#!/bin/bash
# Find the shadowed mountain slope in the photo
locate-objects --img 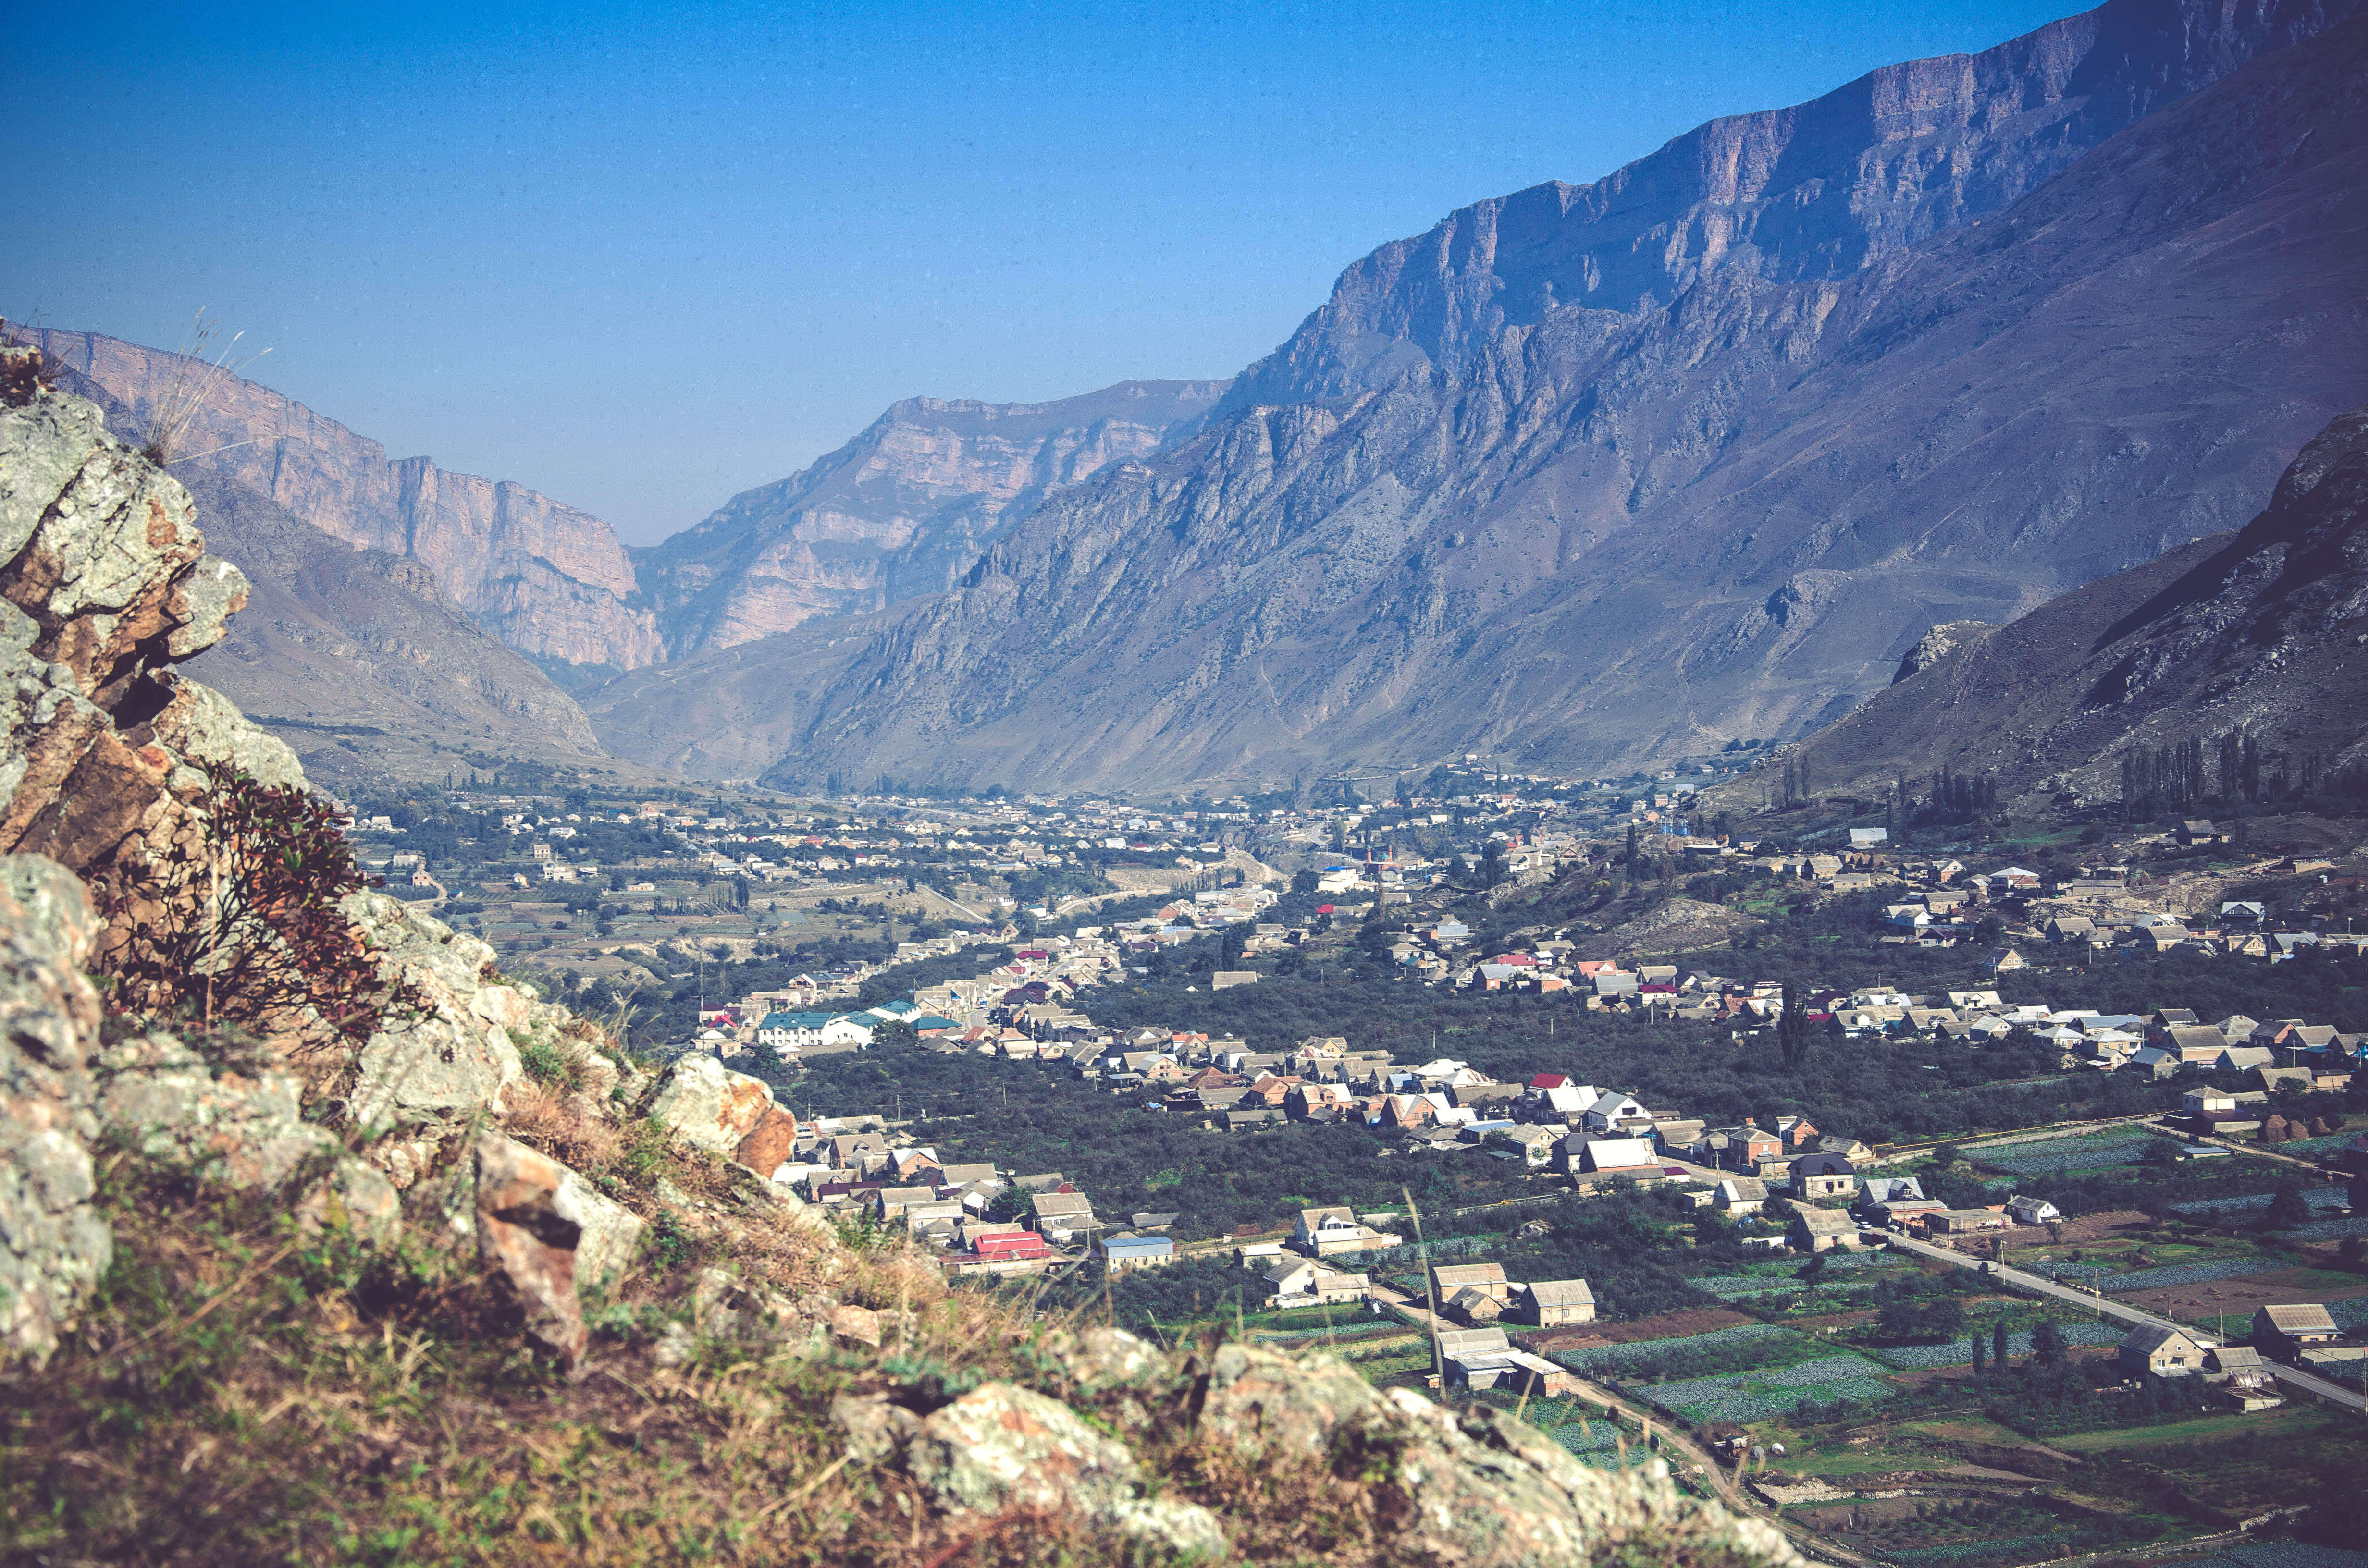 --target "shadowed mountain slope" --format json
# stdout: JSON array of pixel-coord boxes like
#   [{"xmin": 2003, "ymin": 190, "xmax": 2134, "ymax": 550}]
[
  {"xmin": 1713, "ymin": 404, "xmax": 2368, "ymax": 813},
  {"xmin": 586, "ymin": 0, "xmax": 2368, "ymax": 791}
]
